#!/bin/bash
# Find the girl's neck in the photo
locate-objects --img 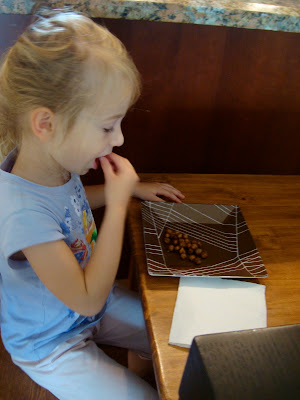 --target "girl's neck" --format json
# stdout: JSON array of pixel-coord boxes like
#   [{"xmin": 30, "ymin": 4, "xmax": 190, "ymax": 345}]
[{"xmin": 11, "ymin": 143, "xmax": 70, "ymax": 187}]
